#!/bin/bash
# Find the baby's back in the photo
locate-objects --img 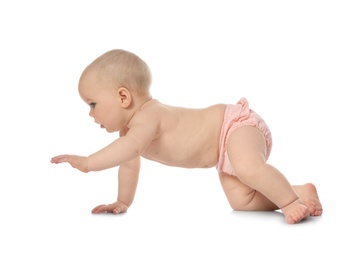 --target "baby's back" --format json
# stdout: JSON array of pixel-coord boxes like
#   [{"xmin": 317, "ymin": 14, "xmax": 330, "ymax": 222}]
[{"xmin": 142, "ymin": 100, "xmax": 226, "ymax": 169}]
